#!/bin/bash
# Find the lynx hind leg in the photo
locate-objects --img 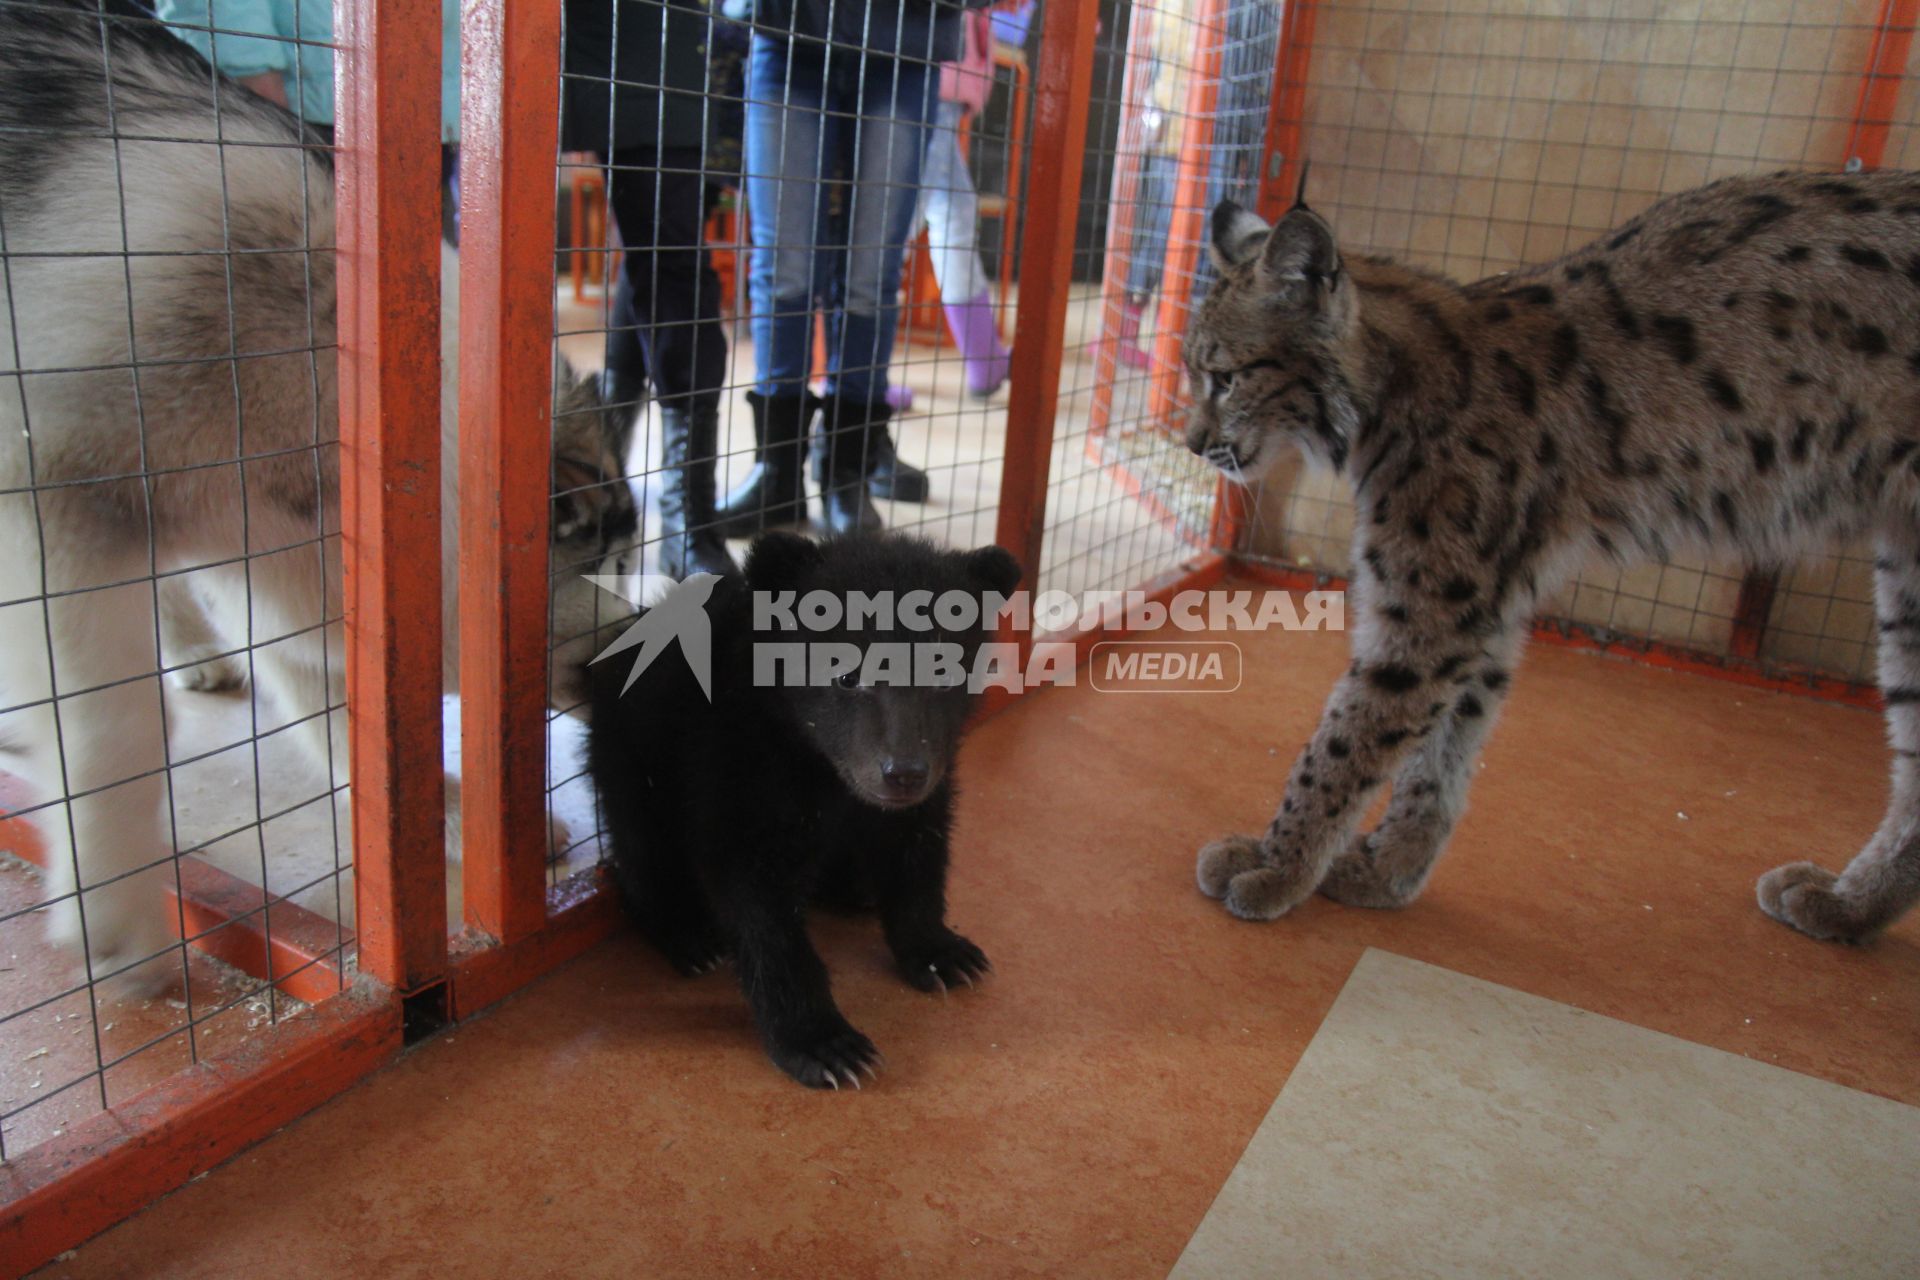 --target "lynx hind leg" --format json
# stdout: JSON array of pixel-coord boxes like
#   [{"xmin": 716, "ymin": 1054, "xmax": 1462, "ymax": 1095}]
[
  {"xmin": 1321, "ymin": 629, "xmax": 1524, "ymax": 910},
  {"xmin": 1759, "ymin": 523, "xmax": 1920, "ymax": 942}
]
